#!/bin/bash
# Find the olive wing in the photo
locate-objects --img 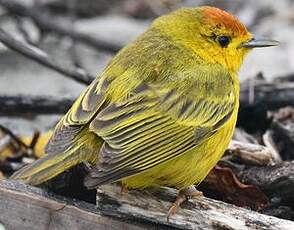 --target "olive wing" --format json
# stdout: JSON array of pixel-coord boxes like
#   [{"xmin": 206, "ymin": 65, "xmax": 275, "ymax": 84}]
[
  {"xmin": 45, "ymin": 77, "xmax": 109, "ymax": 154},
  {"xmin": 85, "ymin": 77, "xmax": 235, "ymax": 188}
]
